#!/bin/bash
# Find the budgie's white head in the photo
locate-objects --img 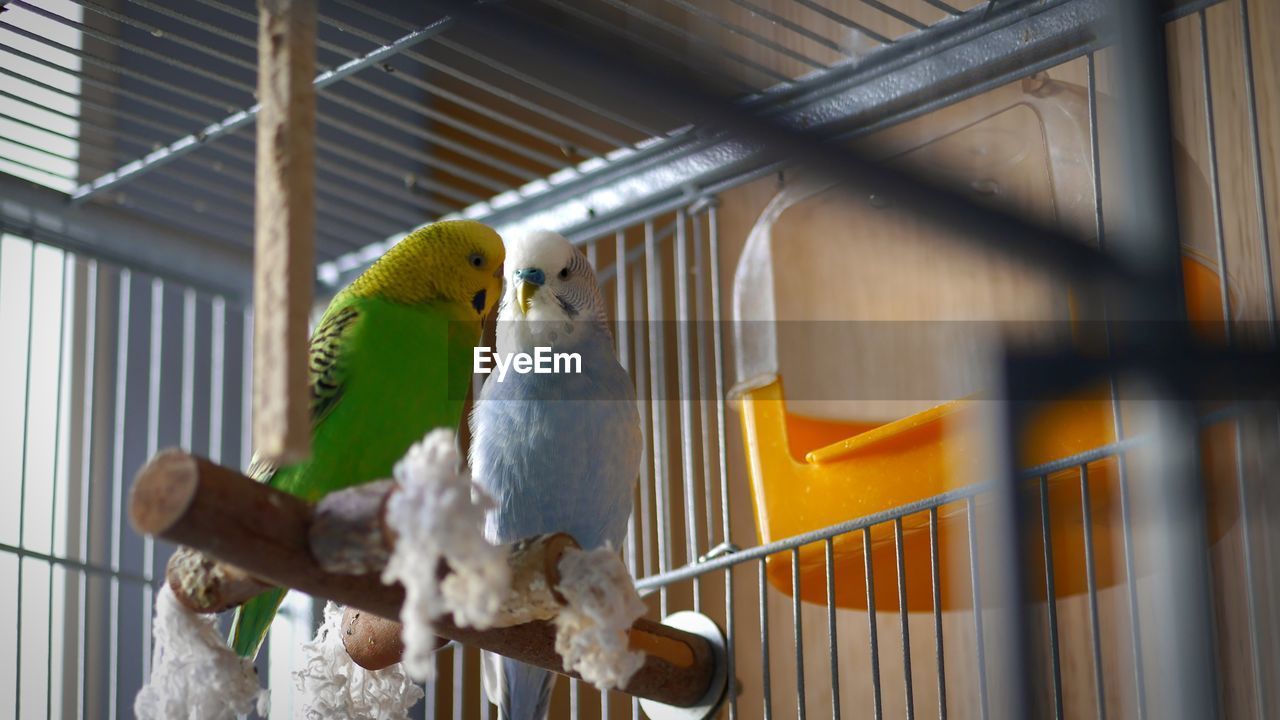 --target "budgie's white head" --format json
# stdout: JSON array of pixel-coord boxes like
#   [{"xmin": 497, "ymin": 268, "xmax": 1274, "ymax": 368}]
[{"xmin": 496, "ymin": 230, "xmax": 610, "ymax": 353}]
